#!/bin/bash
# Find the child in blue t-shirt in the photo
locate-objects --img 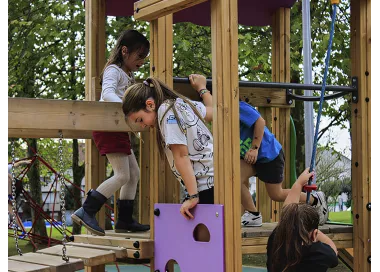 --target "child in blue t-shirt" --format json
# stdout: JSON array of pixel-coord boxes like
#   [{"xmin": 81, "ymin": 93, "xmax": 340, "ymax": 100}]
[
  {"xmin": 239, "ymin": 101, "xmax": 328, "ymax": 227},
  {"xmin": 189, "ymin": 74, "xmax": 329, "ymax": 227}
]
